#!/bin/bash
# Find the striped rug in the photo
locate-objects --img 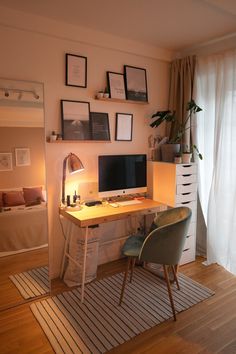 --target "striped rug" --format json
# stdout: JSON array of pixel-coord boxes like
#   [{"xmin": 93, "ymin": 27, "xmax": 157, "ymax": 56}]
[
  {"xmin": 31, "ymin": 268, "xmax": 214, "ymax": 354},
  {"xmin": 9, "ymin": 266, "xmax": 49, "ymax": 299}
]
